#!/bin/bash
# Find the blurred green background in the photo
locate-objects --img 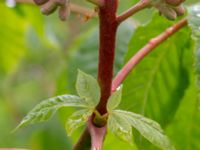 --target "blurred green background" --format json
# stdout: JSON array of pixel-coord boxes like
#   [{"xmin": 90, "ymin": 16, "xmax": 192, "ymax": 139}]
[{"xmin": 0, "ymin": 0, "xmax": 199, "ymax": 150}]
